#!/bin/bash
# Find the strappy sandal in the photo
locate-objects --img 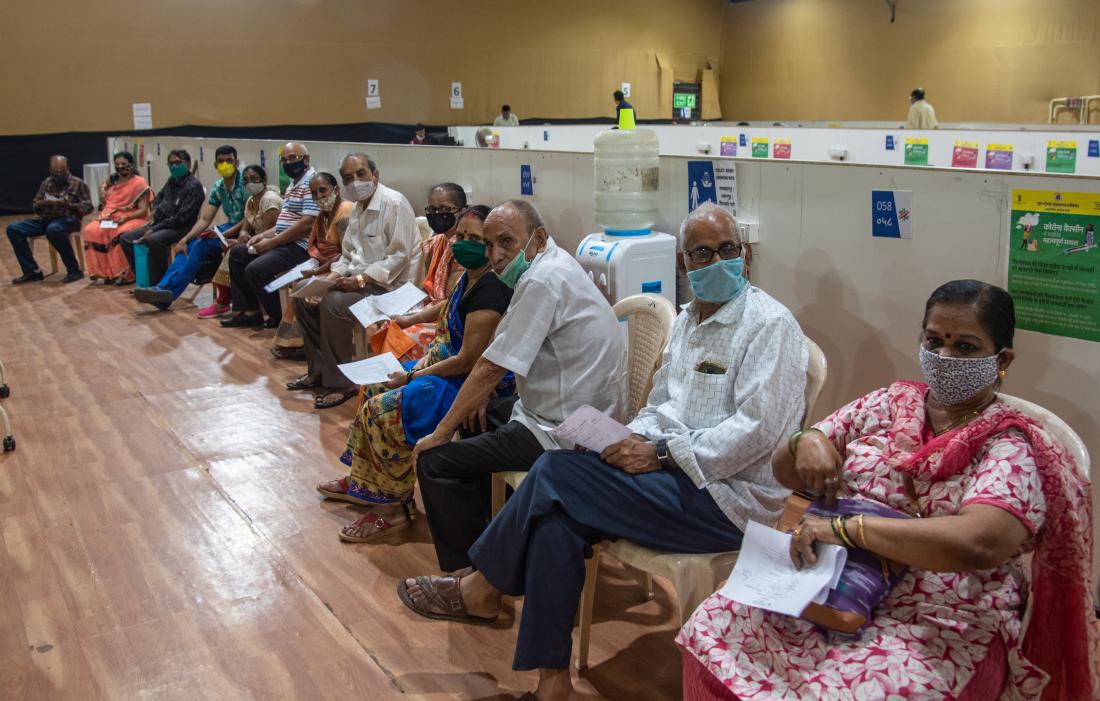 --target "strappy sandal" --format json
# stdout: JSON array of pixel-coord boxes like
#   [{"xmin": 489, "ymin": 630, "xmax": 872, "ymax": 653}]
[
  {"xmin": 396, "ymin": 573, "xmax": 498, "ymax": 625},
  {"xmin": 286, "ymin": 374, "xmax": 320, "ymax": 391},
  {"xmin": 316, "ymin": 476, "xmax": 372, "ymax": 506},
  {"xmin": 314, "ymin": 389, "xmax": 357, "ymax": 409},
  {"xmin": 338, "ymin": 501, "xmax": 415, "ymax": 543}
]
